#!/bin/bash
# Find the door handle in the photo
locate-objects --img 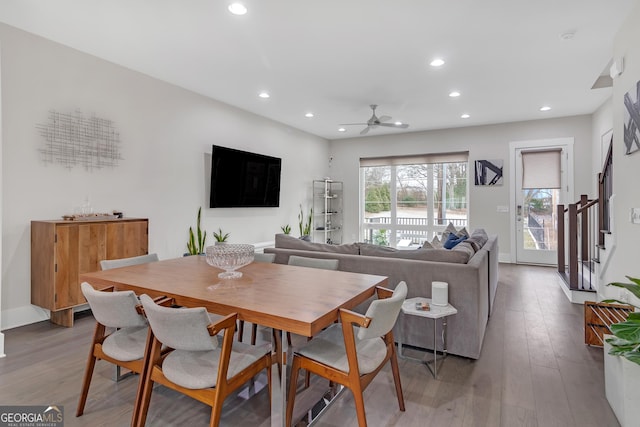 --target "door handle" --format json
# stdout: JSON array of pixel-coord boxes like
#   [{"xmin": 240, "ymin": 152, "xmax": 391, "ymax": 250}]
[{"xmin": 517, "ymin": 205, "xmax": 522, "ymax": 221}]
